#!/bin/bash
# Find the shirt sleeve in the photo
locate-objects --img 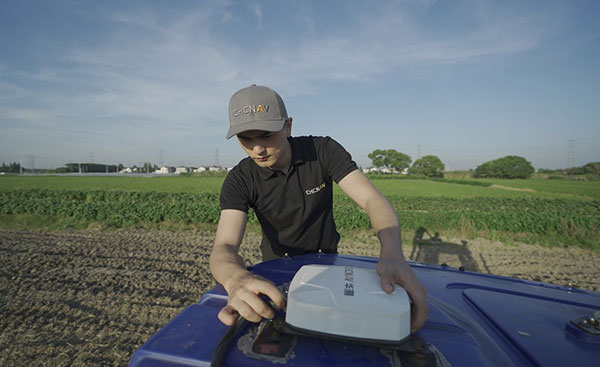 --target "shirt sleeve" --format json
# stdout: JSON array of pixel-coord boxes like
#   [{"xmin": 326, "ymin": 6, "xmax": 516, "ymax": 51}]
[
  {"xmin": 219, "ymin": 167, "xmax": 251, "ymax": 212},
  {"xmin": 320, "ymin": 137, "xmax": 358, "ymax": 183}
]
